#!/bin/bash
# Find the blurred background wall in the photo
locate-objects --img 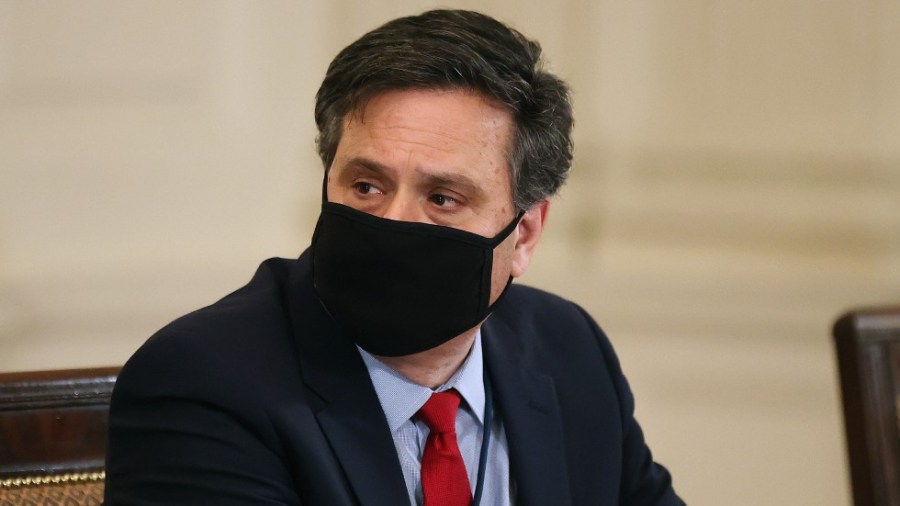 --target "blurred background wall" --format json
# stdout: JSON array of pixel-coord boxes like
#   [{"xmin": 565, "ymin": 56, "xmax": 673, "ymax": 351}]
[{"xmin": 1, "ymin": 1, "xmax": 898, "ymax": 504}]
